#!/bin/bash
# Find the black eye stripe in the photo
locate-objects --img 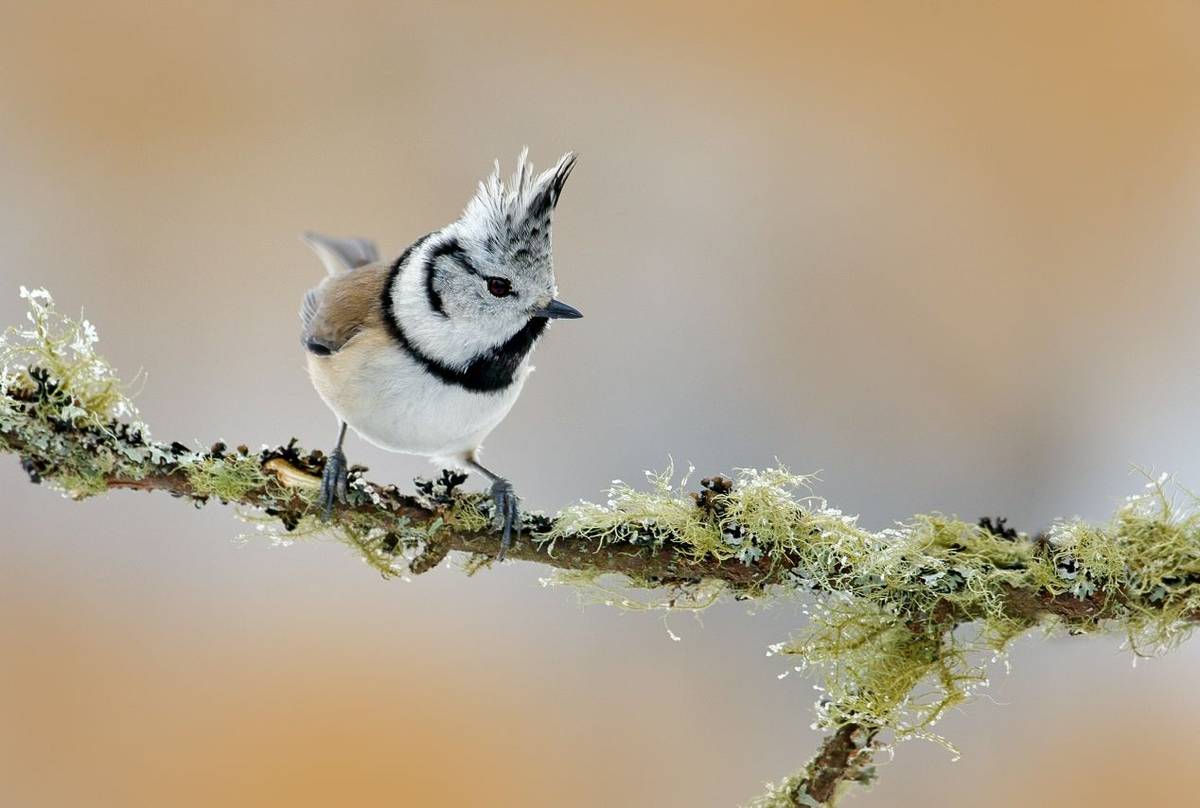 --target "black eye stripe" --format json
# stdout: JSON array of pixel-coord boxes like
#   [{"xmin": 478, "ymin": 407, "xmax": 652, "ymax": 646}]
[
  {"xmin": 428, "ymin": 237, "xmax": 517, "ymax": 302},
  {"xmin": 446, "ymin": 245, "xmax": 482, "ymax": 276},
  {"xmin": 429, "ymin": 239, "xmax": 483, "ymax": 274},
  {"xmin": 437, "ymin": 241, "xmax": 485, "ymax": 277}
]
